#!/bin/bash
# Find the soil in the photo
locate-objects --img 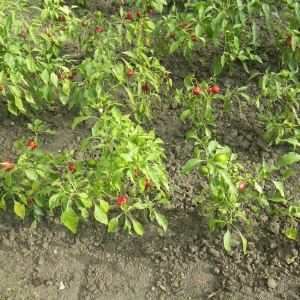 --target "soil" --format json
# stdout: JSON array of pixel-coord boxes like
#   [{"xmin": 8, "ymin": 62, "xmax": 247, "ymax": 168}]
[{"xmin": 1, "ymin": 1, "xmax": 300, "ymax": 300}]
